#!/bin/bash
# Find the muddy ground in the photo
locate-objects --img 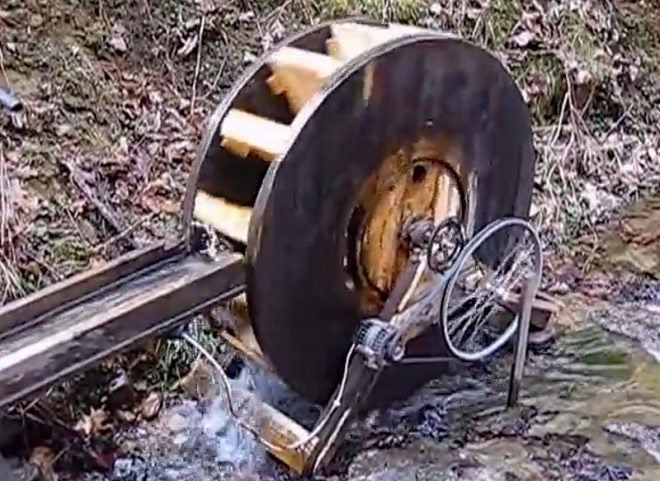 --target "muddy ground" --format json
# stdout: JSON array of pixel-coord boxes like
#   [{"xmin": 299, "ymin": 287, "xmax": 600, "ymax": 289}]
[{"xmin": 1, "ymin": 0, "xmax": 660, "ymax": 480}]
